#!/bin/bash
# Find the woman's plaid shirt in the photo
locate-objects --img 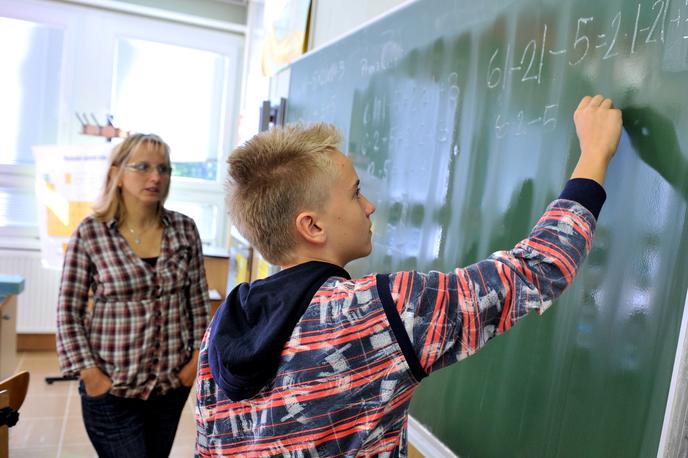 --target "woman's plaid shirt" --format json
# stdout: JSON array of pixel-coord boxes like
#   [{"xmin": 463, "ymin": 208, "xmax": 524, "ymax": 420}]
[{"xmin": 57, "ymin": 209, "xmax": 210, "ymax": 399}]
